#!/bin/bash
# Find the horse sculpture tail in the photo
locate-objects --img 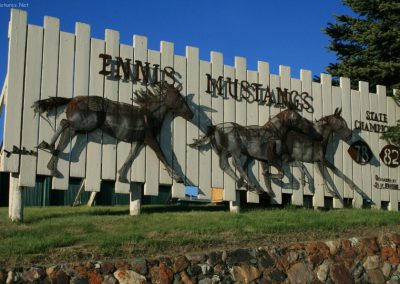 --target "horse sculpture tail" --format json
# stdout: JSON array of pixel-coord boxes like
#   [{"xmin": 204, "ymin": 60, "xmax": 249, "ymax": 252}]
[
  {"xmin": 188, "ymin": 125, "xmax": 216, "ymax": 149},
  {"xmin": 31, "ymin": 97, "xmax": 72, "ymax": 116}
]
